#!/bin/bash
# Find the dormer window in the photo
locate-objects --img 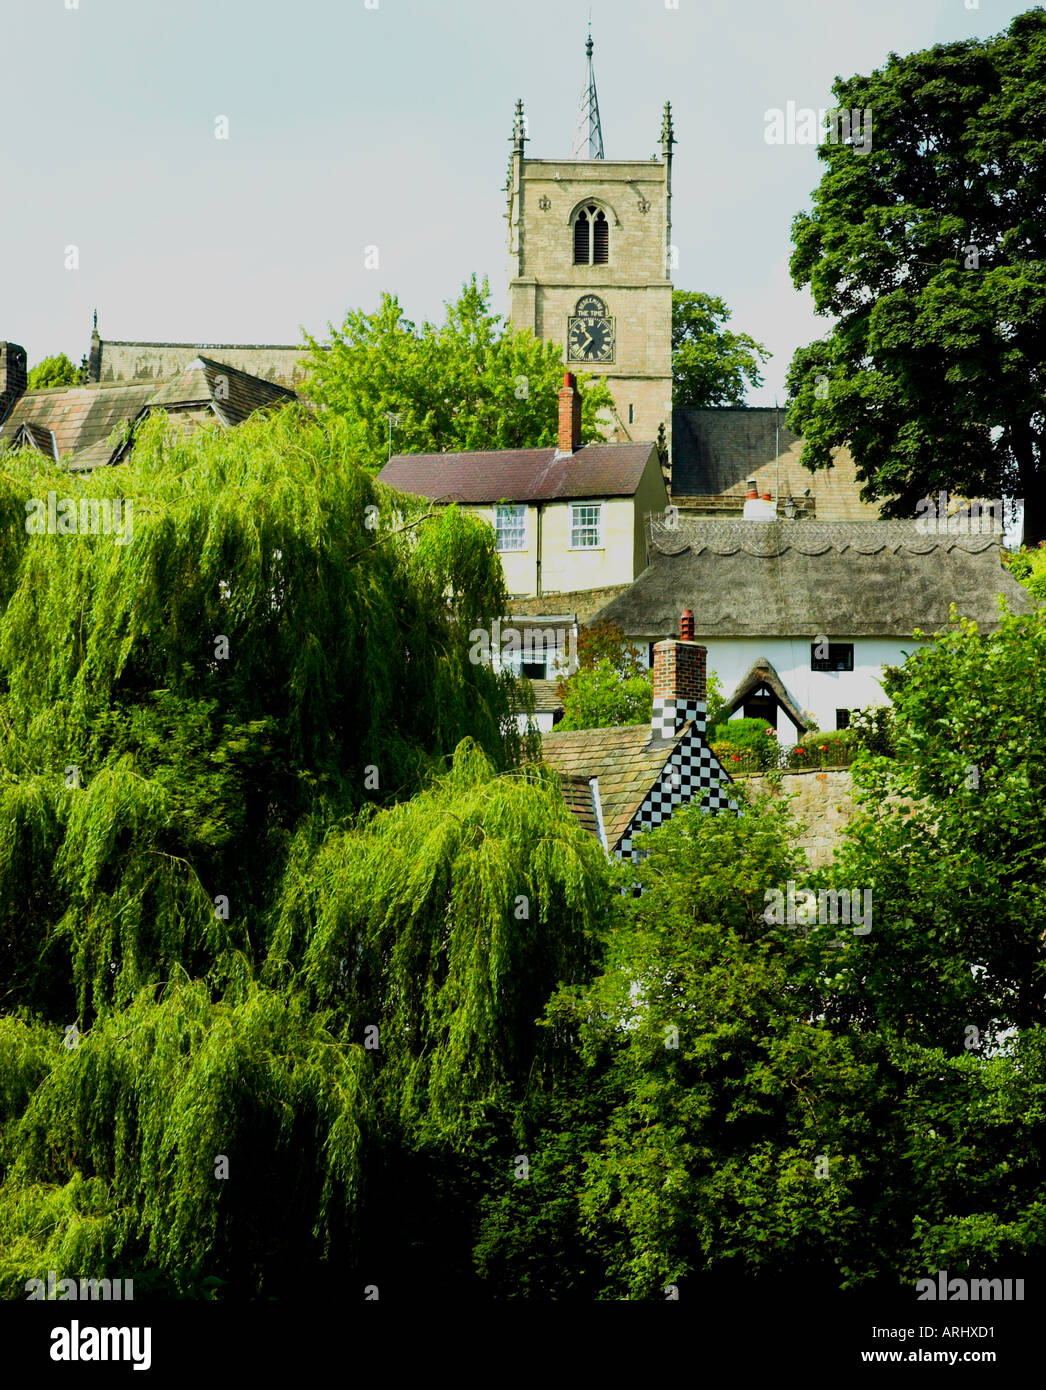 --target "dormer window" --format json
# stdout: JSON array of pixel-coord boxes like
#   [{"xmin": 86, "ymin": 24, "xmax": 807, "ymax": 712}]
[{"xmin": 573, "ymin": 205, "xmax": 609, "ymax": 265}]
